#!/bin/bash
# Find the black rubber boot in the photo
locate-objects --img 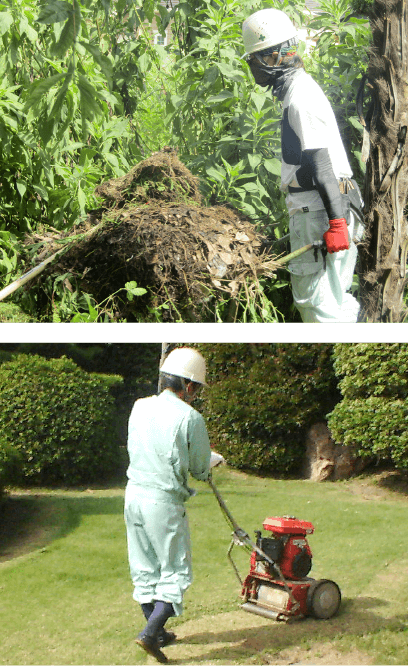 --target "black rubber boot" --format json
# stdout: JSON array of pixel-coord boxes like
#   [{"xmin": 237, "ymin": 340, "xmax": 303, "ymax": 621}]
[
  {"xmin": 140, "ymin": 602, "xmax": 176, "ymax": 648},
  {"xmin": 144, "ymin": 601, "xmax": 175, "ymax": 638},
  {"xmin": 158, "ymin": 630, "xmax": 176, "ymax": 648},
  {"xmin": 136, "ymin": 634, "xmax": 168, "ymax": 664},
  {"xmin": 136, "ymin": 601, "xmax": 175, "ymax": 663}
]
